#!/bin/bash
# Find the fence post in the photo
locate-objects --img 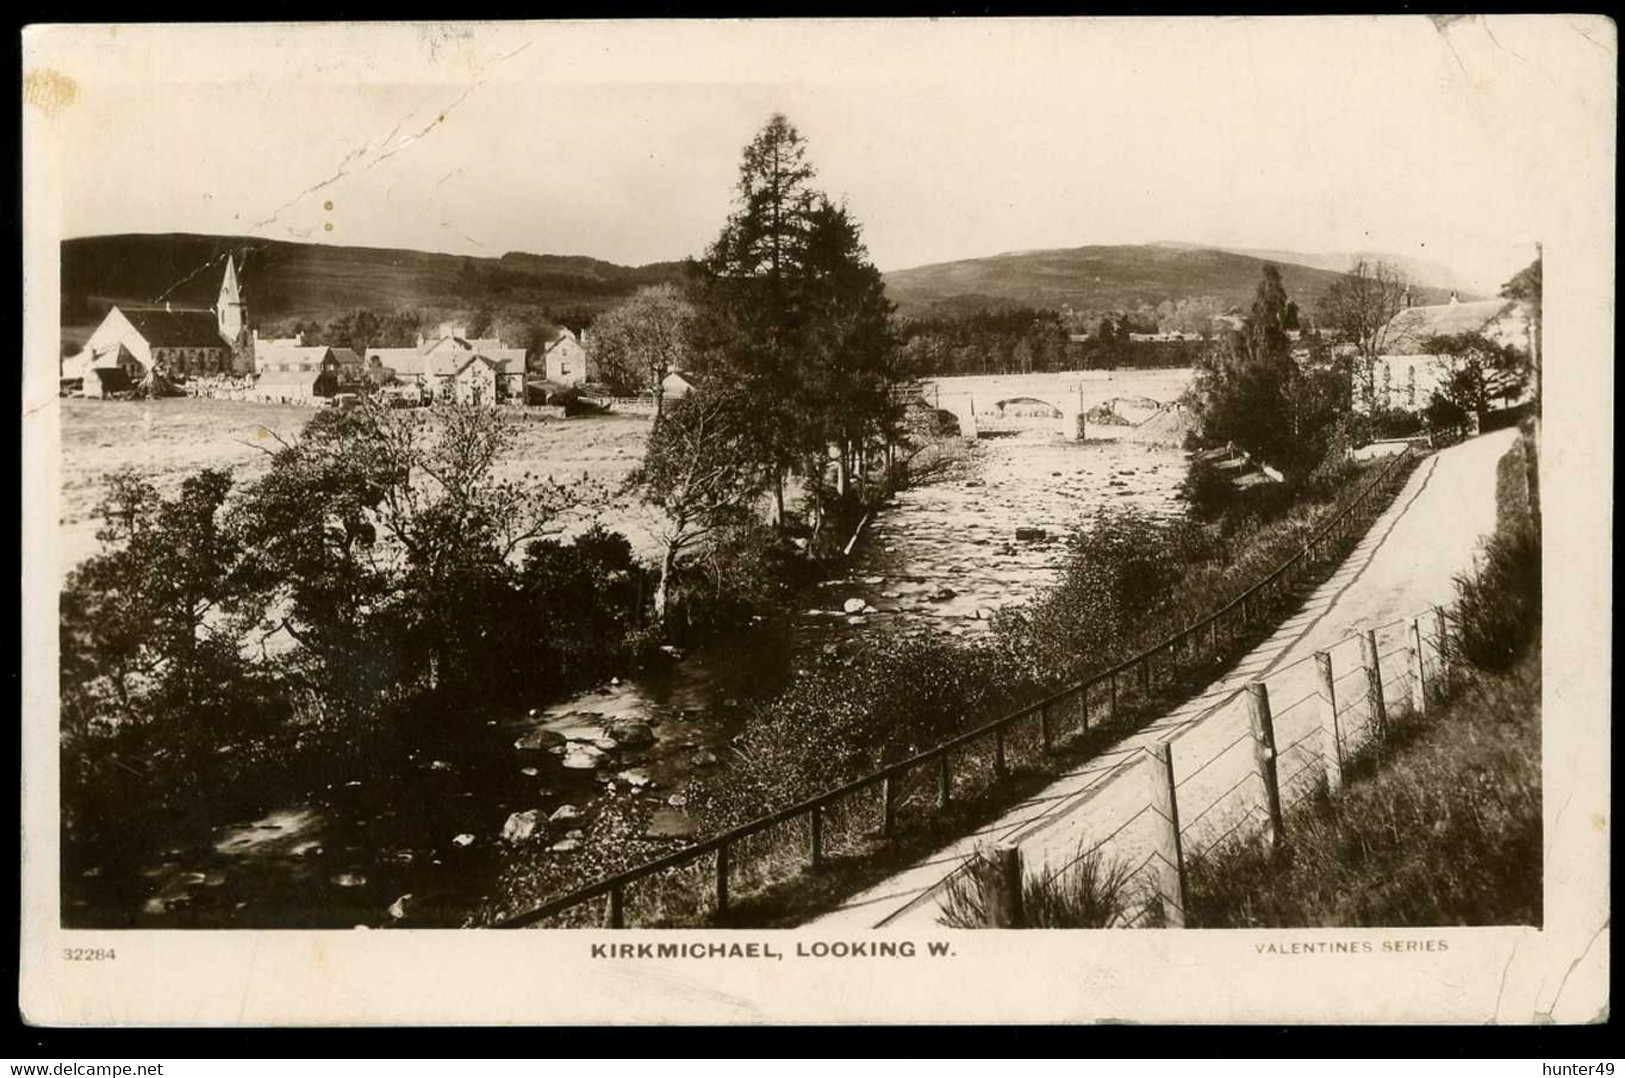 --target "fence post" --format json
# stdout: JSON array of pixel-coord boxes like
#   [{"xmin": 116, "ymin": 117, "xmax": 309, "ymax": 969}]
[
  {"xmin": 609, "ymin": 885, "xmax": 626, "ymax": 929},
  {"xmin": 1145, "ymin": 741, "xmax": 1188, "ymax": 927},
  {"xmin": 882, "ymin": 772, "xmax": 898, "ymax": 837},
  {"xmin": 1039, "ymin": 702, "xmax": 1053, "ymax": 753},
  {"xmin": 938, "ymin": 754, "xmax": 952, "ymax": 809},
  {"xmin": 1360, "ymin": 629, "xmax": 1389, "ymax": 740},
  {"xmin": 1434, "ymin": 606, "xmax": 1452, "ymax": 691},
  {"xmin": 1408, "ymin": 618, "xmax": 1428, "ymax": 716},
  {"xmin": 1108, "ymin": 674, "xmax": 1118, "ymax": 723},
  {"xmin": 1139, "ymin": 656, "xmax": 1151, "ymax": 695},
  {"xmin": 715, "ymin": 842, "xmax": 730, "ymax": 916},
  {"xmin": 983, "ymin": 842, "xmax": 1024, "ymax": 928},
  {"xmin": 994, "ymin": 724, "xmax": 1008, "ymax": 781},
  {"xmin": 1246, "ymin": 682, "xmax": 1286, "ymax": 853},
  {"xmin": 810, "ymin": 805, "xmax": 824, "ymax": 869},
  {"xmin": 1314, "ymin": 650, "xmax": 1343, "ymax": 795}
]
